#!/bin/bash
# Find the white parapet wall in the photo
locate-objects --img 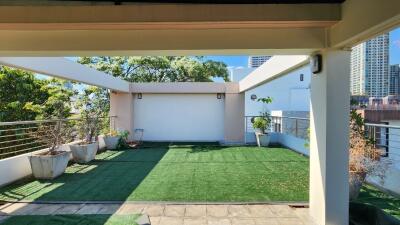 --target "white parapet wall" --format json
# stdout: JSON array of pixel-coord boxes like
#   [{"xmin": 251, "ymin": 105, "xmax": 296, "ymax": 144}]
[{"xmin": 0, "ymin": 142, "xmax": 78, "ymax": 187}]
